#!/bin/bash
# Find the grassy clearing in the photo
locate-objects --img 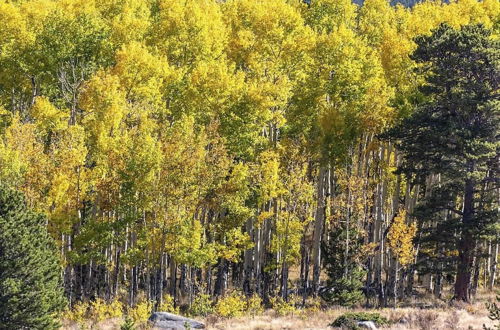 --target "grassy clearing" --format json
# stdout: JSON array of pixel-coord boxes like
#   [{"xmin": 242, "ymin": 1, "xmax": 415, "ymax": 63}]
[
  {"xmin": 204, "ymin": 305, "xmax": 493, "ymax": 330},
  {"xmin": 62, "ymin": 290, "xmax": 498, "ymax": 329},
  {"xmin": 61, "ymin": 306, "xmax": 493, "ymax": 329}
]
